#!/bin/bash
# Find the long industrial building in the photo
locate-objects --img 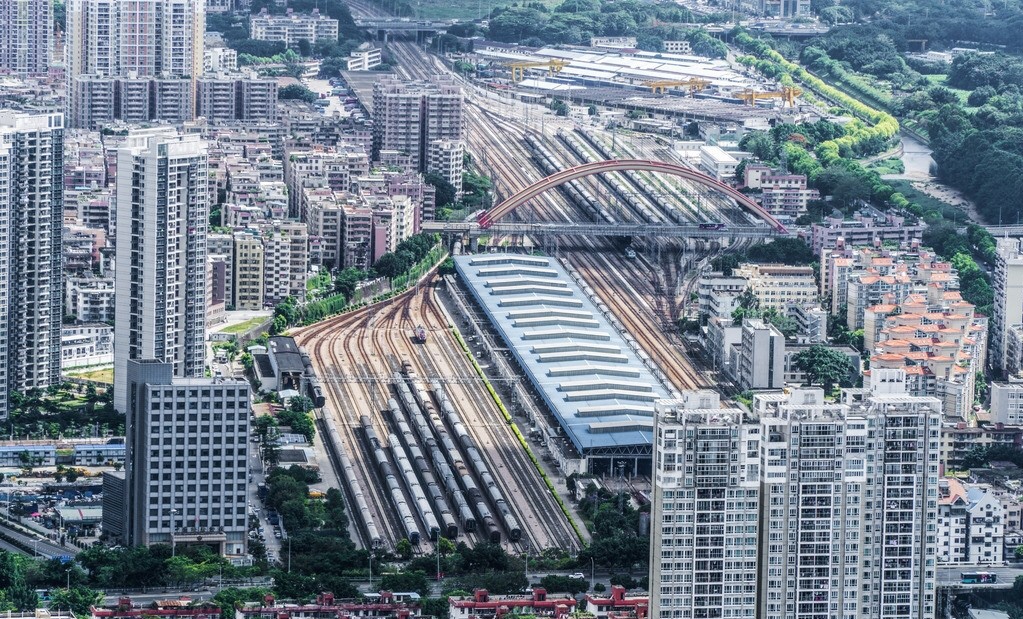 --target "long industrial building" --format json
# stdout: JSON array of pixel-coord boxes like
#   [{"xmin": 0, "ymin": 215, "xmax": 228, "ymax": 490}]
[{"xmin": 454, "ymin": 254, "xmax": 666, "ymax": 475}]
